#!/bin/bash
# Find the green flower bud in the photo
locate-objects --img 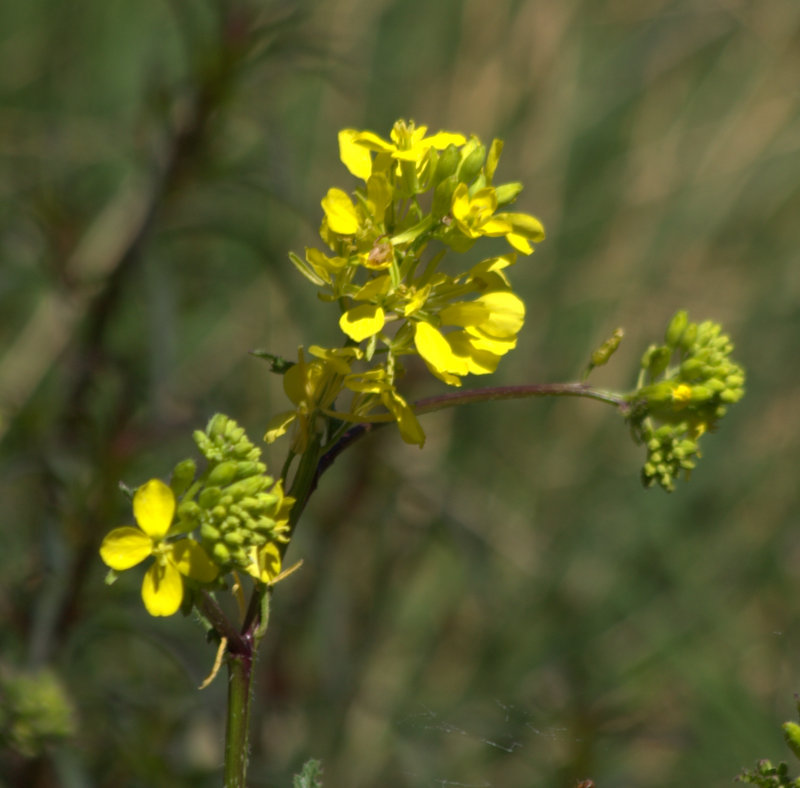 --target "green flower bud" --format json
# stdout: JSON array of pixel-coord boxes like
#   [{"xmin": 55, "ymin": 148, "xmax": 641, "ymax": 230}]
[
  {"xmin": 689, "ymin": 385, "xmax": 713, "ymax": 402},
  {"xmin": 224, "ymin": 531, "xmax": 245, "ymax": 546},
  {"xmin": 457, "ymin": 140, "xmax": 486, "ymax": 184},
  {"xmin": 665, "ymin": 310, "xmax": 688, "ymax": 347},
  {"xmin": 783, "ymin": 721, "xmax": 800, "ymax": 760},
  {"xmin": 212, "ymin": 543, "xmax": 231, "ymax": 564},
  {"xmin": 231, "ymin": 546, "xmax": 248, "ymax": 565},
  {"xmin": 639, "ymin": 382, "xmax": 674, "ymax": 404},
  {"xmin": 590, "ymin": 328, "xmax": 624, "ymax": 368},
  {"xmin": 678, "ymin": 322, "xmax": 697, "ymax": 351},
  {"xmin": 641, "ymin": 345, "xmax": 671, "ymax": 379},
  {"xmin": 198, "ymin": 487, "xmax": 222, "ymax": 509},
  {"xmin": 225, "ymin": 421, "xmax": 245, "ymax": 443},
  {"xmin": 233, "ymin": 439, "xmax": 255, "ymax": 459},
  {"xmin": 494, "ymin": 182, "xmax": 523, "ymax": 206},
  {"xmin": 170, "ymin": 459, "xmax": 196, "ymax": 498},
  {"xmin": 226, "ymin": 477, "xmax": 270, "ymax": 499},
  {"xmin": 234, "ymin": 461, "xmax": 265, "ymax": 479},
  {"xmin": 201, "ymin": 523, "xmax": 220, "ymax": 542},
  {"xmin": 720, "ymin": 388, "xmax": 743, "ymax": 403},
  {"xmin": 725, "ymin": 373, "xmax": 745, "ymax": 388},
  {"xmin": 207, "ymin": 461, "xmax": 238, "ymax": 487},
  {"xmin": 679, "ymin": 358, "xmax": 705, "ymax": 379},
  {"xmin": 207, "ymin": 413, "xmax": 229, "ymax": 439}
]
